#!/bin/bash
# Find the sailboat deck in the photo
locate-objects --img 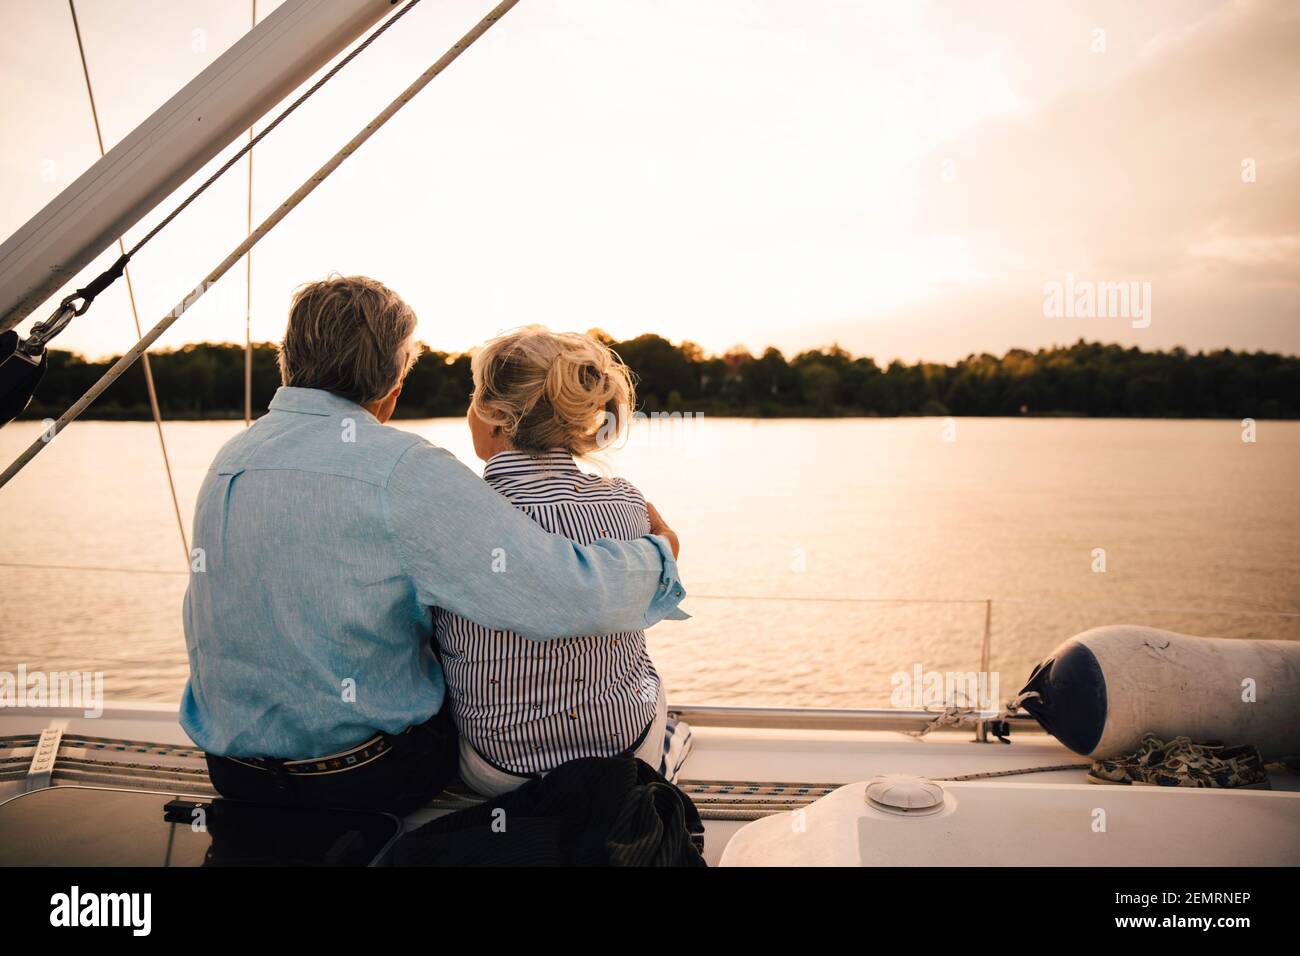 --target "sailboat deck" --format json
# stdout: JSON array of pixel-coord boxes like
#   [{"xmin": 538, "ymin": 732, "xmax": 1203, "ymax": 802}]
[{"xmin": 4, "ymin": 702, "xmax": 1299, "ymax": 866}]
